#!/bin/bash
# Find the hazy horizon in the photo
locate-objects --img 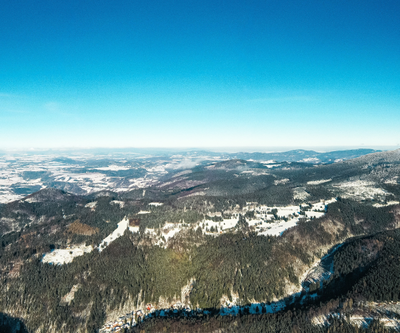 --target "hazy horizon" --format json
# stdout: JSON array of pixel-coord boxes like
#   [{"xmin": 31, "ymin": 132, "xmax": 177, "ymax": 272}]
[{"xmin": 0, "ymin": 145, "xmax": 398, "ymax": 155}]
